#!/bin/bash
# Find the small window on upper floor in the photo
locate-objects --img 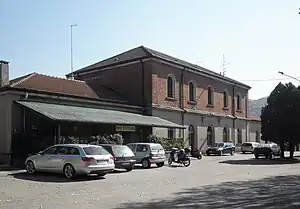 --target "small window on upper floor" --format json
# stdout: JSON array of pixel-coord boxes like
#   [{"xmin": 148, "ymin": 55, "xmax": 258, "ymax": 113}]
[
  {"xmin": 207, "ymin": 86, "xmax": 214, "ymax": 106},
  {"xmin": 167, "ymin": 75, "xmax": 175, "ymax": 98},
  {"xmin": 188, "ymin": 81, "xmax": 196, "ymax": 102},
  {"xmin": 223, "ymin": 91, "xmax": 228, "ymax": 108},
  {"xmin": 237, "ymin": 94, "xmax": 241, "ymax": 110}
]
